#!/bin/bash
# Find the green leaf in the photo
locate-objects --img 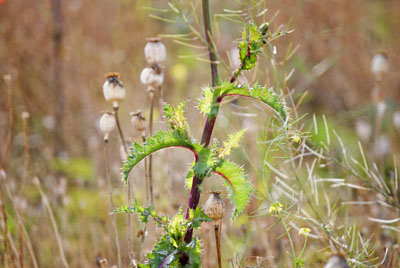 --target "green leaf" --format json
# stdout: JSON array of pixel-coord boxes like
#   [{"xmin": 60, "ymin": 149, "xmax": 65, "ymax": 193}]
[
  {"xmin": 198, "ymin": 86, "xmax": 215, "ymax": 116},
  {"xmin": 239, "ymin": 23, "xmax": 264, "ymax": 71},
  {"xmin": 218, "ymin": 129, "xmax": 247, "ymax": 158},
  {"xmin": 189, "ymin": 207, "xmax": 212, "ymax": 228},
  {"xmin": 164, "ymin": 102, "xmax": 191, "ymax": 135},
  {"xmin": 213, "ymin": 160, "xmax": 253, "ymax": 219},
  {"xmin": 123, "ymin": 129, "xmax": 196, "ymax": 184},
  {"xmin": 198, "ymin": 81, "xmax": 290, "ymax": 124}
]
